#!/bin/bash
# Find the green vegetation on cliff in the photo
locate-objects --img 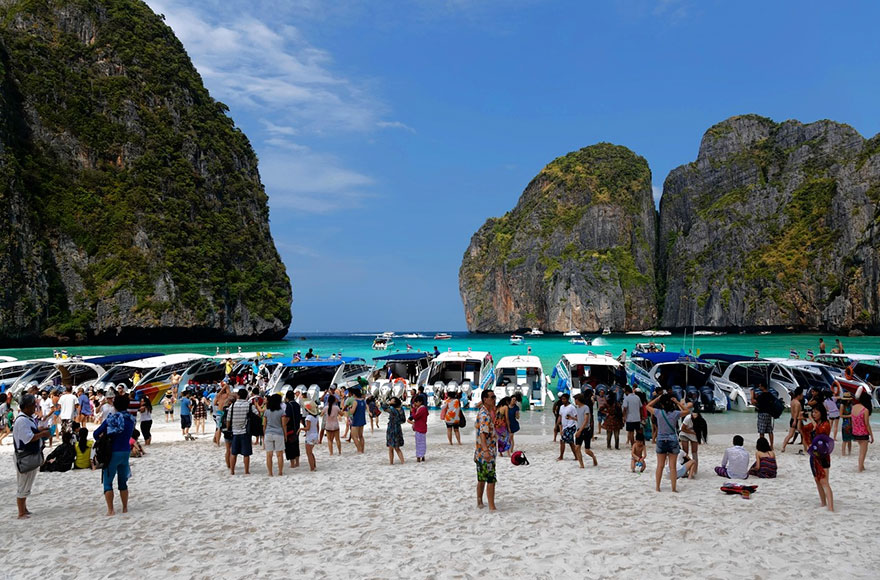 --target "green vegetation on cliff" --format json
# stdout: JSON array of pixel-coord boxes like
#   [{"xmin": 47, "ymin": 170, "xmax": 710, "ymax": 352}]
[{"xmin": 0, "ymin": 0, "xmax": 291, "ymax": 342}]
